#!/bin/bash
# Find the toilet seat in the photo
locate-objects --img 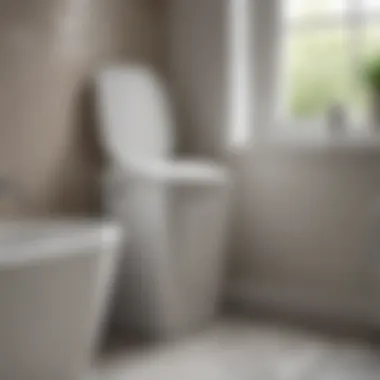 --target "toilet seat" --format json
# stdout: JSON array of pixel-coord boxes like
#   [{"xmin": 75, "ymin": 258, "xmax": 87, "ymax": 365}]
[{"xmin": 125, "ymin": 159, "xmax": 228, "ymax": 185}]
